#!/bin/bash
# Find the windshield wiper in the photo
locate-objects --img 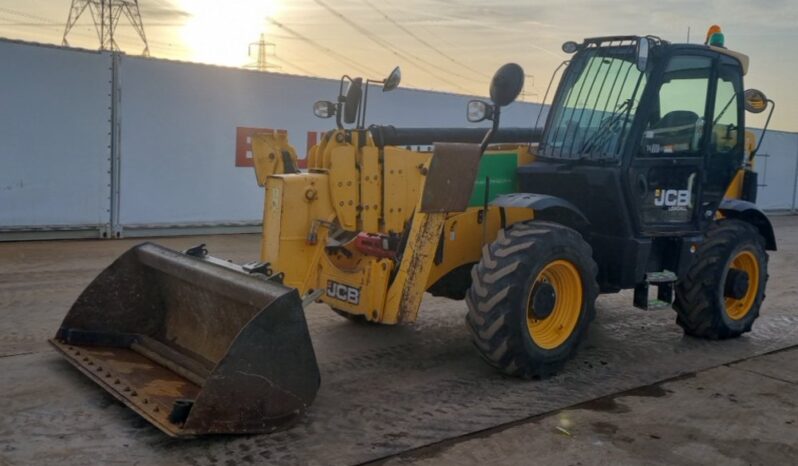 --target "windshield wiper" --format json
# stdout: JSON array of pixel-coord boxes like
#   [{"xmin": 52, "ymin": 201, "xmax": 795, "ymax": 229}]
[{"xmin": 578, "ymin": 99, "xmax": 633, "ymax": 158}]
